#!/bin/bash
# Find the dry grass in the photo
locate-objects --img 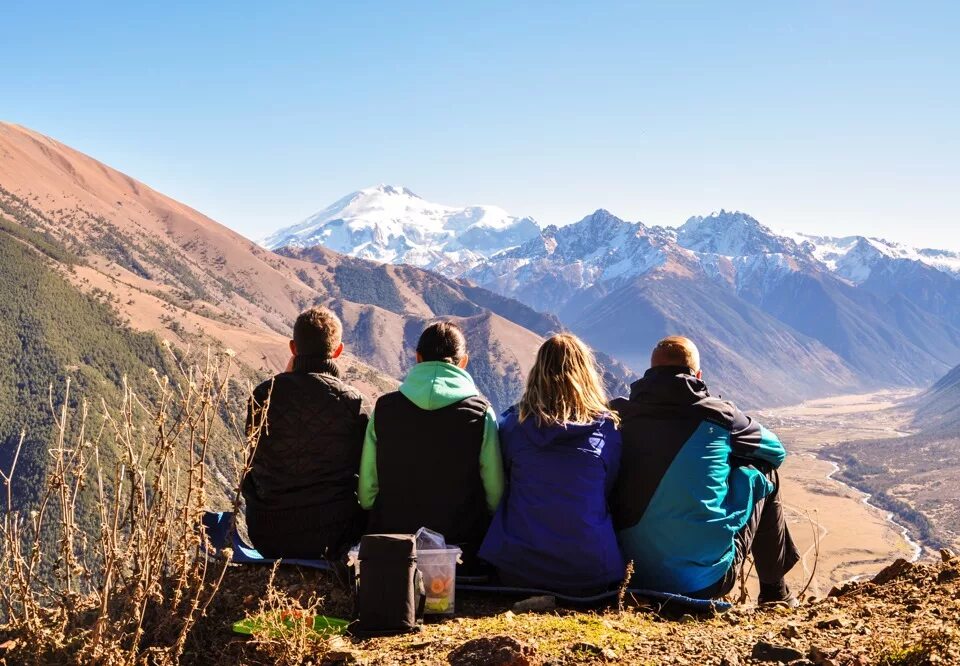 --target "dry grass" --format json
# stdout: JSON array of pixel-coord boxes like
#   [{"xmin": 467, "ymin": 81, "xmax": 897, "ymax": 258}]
[
  {"xmin": 240, "ymin": 564, "xmax": 329, "ymax": 666},
  {"xmin": 0, "ymin": 348, "xmax": 266, "ymax": 665}
]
